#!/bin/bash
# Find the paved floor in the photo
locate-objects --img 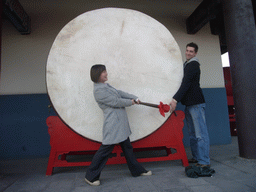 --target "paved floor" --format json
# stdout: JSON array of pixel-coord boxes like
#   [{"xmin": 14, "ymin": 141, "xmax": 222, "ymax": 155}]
[{"xmin": 1, "ymin": 136, "xmax": 256, "ymax": 192}]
